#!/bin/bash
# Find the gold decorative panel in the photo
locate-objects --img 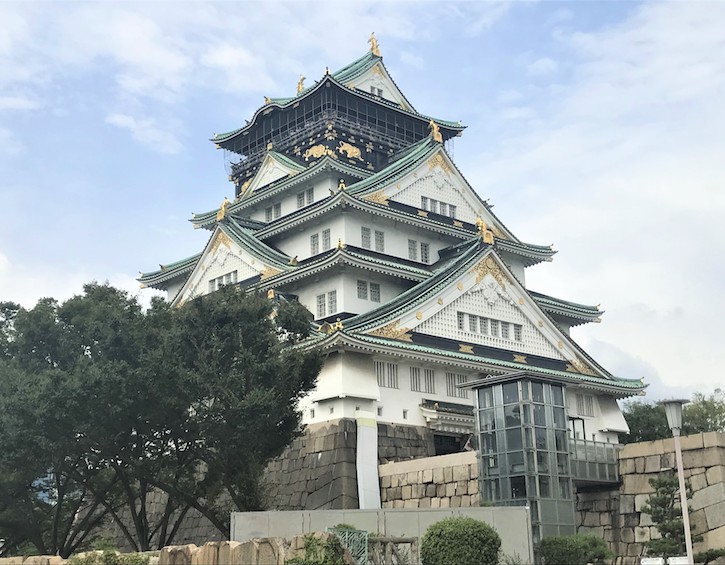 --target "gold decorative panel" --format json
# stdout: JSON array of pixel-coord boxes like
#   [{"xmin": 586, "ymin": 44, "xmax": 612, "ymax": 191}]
[
  {"xmin": 369, "ymin": 320, "xmax": 412, "ymax": 342},
  {"xmin": 470, "ymin": 256, "xmax": 510, "ymax": 289}
]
